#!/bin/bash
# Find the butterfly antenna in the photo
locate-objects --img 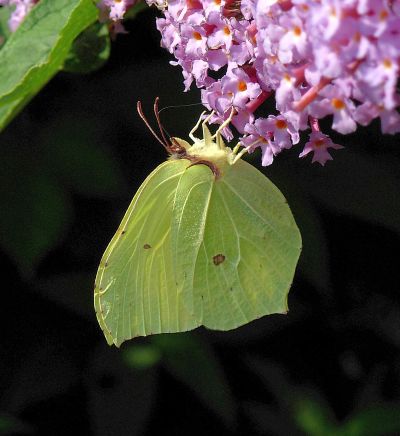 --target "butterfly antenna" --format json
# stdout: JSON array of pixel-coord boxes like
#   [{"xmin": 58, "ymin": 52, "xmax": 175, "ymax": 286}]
[
  {"xmin": 154, "ymin": 97, "xmax": 171, "ymax": 147},
  {"xmin": 137, "ymin": 101, "xmax": 170, "ymax": 152},
  {"xmin": 158, "ymin": 102, "xmax": 204, "ymax": 114}
]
